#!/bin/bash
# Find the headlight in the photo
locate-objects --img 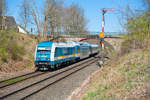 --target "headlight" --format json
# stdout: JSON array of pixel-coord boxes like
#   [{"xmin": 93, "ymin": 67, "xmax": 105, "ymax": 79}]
[
  {"xmin": 36, "ymin": 58, "xmax": 40, "ymax": 60},
  {"xmin": 47, "ymin": 58, "xmax": 50, "ymax": 60}
]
